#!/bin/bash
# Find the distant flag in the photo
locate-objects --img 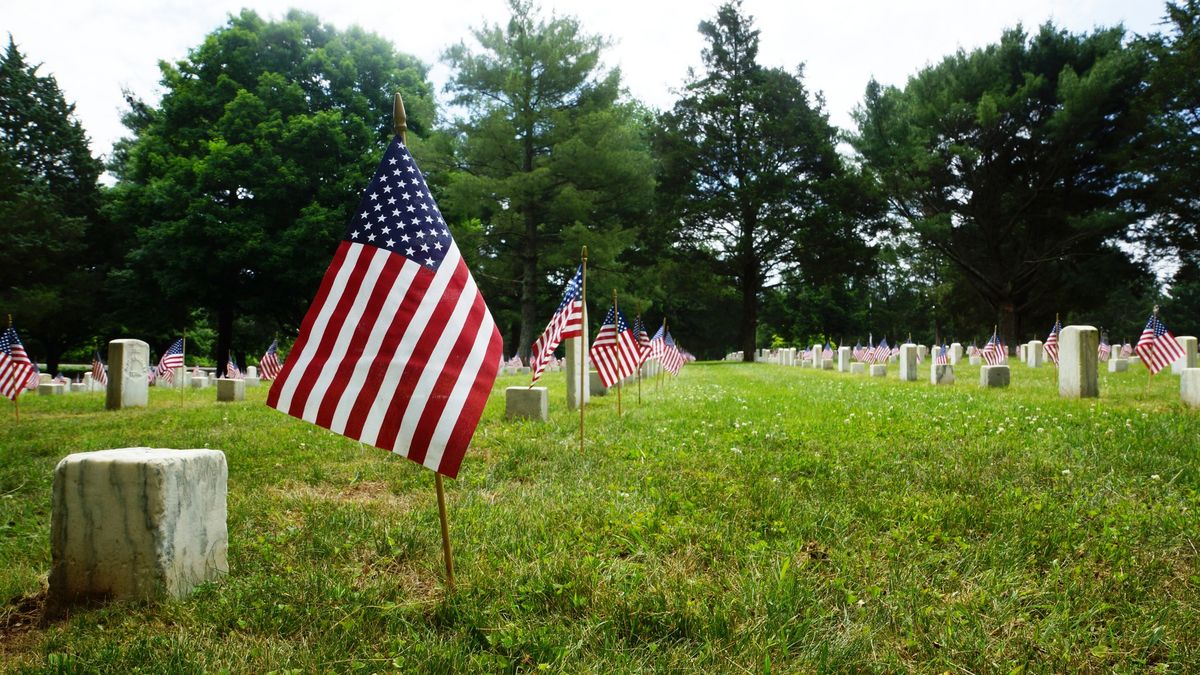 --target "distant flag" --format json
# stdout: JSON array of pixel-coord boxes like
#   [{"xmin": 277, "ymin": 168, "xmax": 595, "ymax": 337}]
[
  {"xmin": 853, "ymin": 342, "xmax": 865, "ymax": 361},
  {"xmin": 662, "ymin": 332, "xmax": 684, "ymax": 375},
  {"xmin": 1044, "ymin": 318, "xmax": 1062, "ymax": 365},
  {"xmin": 1098, "ymin": 336, "xmax": 1111, "ymax": 362},
  {"xmin": 226, "ymin": 352, "xmax": 243, "ymax": 379},
  {"xmin": 967, "ymin": 342, "xmax": 979, "ymax": 358},
  {"xmin": 155, "ymin": 338, "xmax": 185, "ymax": 384},
  {"xmin": 0, "ymin": 327, "xmax": 38, "ymax": 401},
  {"xmin": 822, "ymin": 342, "xmax": 833, "ymax": 360},
  {"xmin": 869, "ymin": 338, "xmax": 890, "ymax": 364},
  {"xmin": 1136, "ymin": 312, "xmax": 1185, "ymax": 375},
  {"xmin": 91, "ymin": 351, "xmax": 108, "ymax": 387},
  {"xmin": 633, "ymin": 316, "xmax": 652, "ymax": 366},
  {"xmin": 934, "ymin": 344, "xmax": 949, "ymax": 366},
  {"xmin": 589, "ymin": 305, "xmax": 639, "ymax": 387},
  {"xmin": 529, "ymin": 265, "xmax": 583, "ymax": 384},
  {"xmin": 982, "ymin": 330, "xmax": 1006, "ymax": 366},
  {"xmin": 266, "ymin": 134, "xmax": 502, "ymax": 478},
  {"xmin": 1120, "ymin": 342, "xmax": 1133, "ymax": 358},
  {"xmin": 649, "ymin": 322, "xmax": 667, "ymax": 362},
  {"xmin": 260, "ymin": 341, "xmax": 282, "ymax": 380}
]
